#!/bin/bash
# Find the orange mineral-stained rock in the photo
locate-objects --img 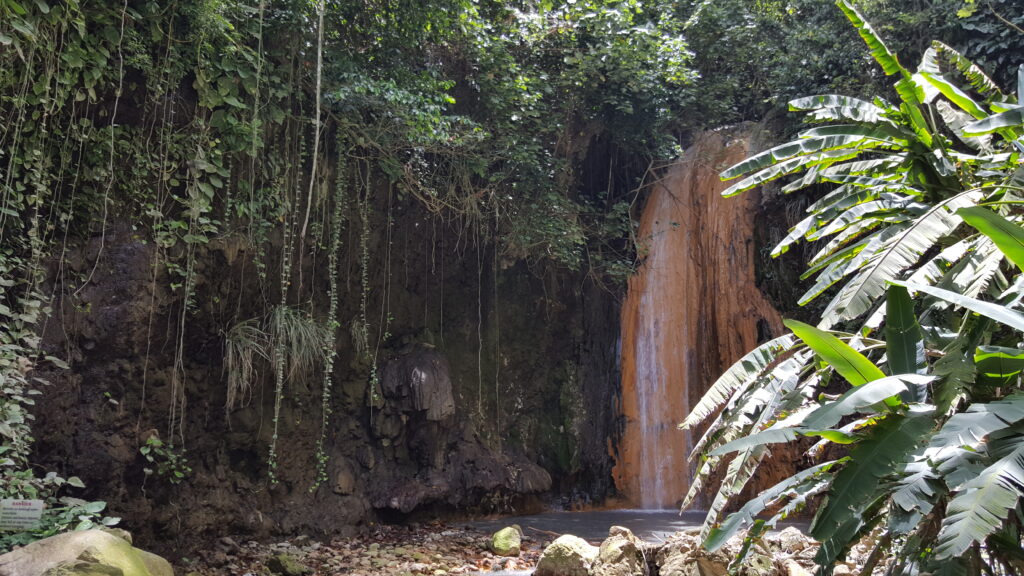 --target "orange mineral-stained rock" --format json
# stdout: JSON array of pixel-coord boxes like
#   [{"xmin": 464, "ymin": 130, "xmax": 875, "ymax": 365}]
[{"xmin": 613, "ymin": 127, "xmax": 782, "ymax": 509}]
